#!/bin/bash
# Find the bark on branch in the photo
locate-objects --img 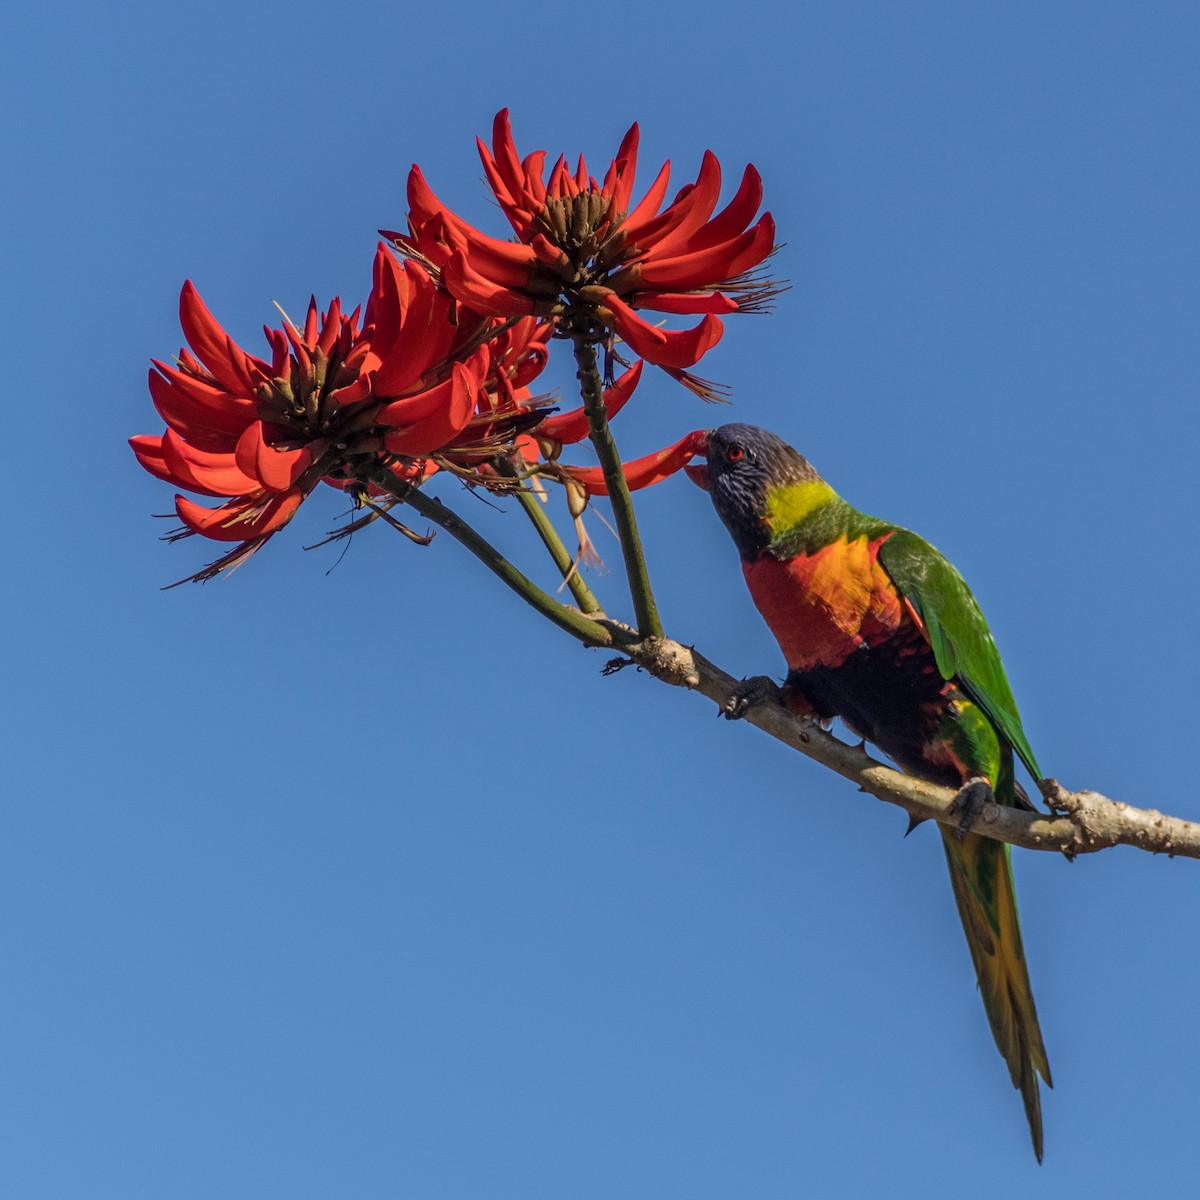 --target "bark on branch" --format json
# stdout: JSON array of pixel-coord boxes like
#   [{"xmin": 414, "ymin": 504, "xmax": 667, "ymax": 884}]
[{"xmin": 599, "ymin": 630, "xmax": 1200, "ymax": 861}]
